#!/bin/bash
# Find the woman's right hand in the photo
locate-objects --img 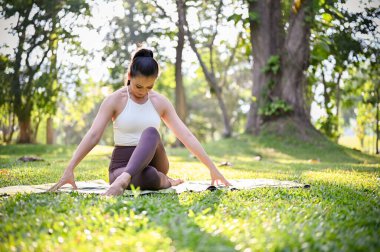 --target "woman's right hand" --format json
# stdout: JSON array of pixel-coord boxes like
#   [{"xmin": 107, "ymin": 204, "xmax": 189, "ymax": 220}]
[
  {"xmin": 47, "ymin": 170, "xmax": 78, "ymax": 192},
  {"xmin": 209, "ymin": 167, "xmax": 232, "ymax": 187}
]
